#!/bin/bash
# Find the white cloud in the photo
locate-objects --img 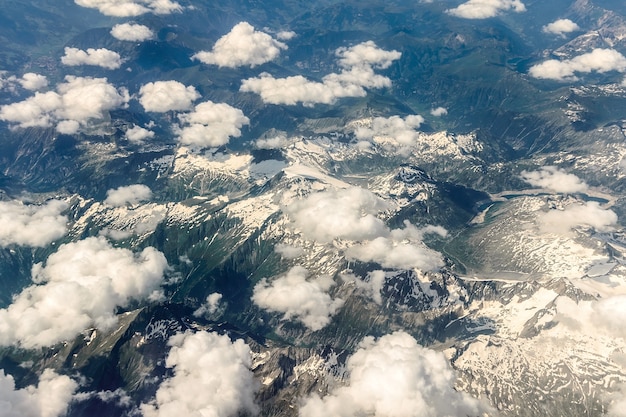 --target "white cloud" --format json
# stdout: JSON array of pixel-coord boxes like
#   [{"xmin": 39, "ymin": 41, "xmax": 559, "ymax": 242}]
[
  {"xmin": 125, "ymin": 125, "xmax": 155, "ymax": 143},
  {"xmin": 175, "ymin": 101, "xmax": 249, "ymax": 148},
  {"xmin": 342, "ymin": 270, "xmax": 387, "ymax": 304},
  {"xmin": 104, "ymin": 184, "xmax": 153, "ymax": 206},
  {"xmin": 192, "ymin": 22, "xmax": 287, "ymax": 68},
  {"xmin": 111, "ymin": 23, "xmax": 154, "ymax": 41},
  {"xmin": 276, "ymin": 30, "xmax": 296, "ymax": 41},
  {"xmin": 446, "ymin": 0, "xmax": 526, "ymax": 19},
  {"xmin": 255, "ymin": 133, "xmax": 292, "ymax": 149},
  {"xmin": 0, "ymin": 236, "xmax": 168, "ymax": 348},
  {"xmin": 354, "ymin": 115, "xmax": 425, "ymax": 148},
  {"xmin": 240, "ymin": 41, "xmax": 400, "ymax": 106},
  {"xmin": 529, "ymin": 48, "xmax": 626, "ymax": 81},
  {"xmin": 141, "ymin": 331, "xmax": 258, "ymax": 417},
  {"xmin": 283, "ymin": 187, "xmax": 389, "ymax": 243},
  {"xmin": 0, "ymin": 200, "xmax": 68, "ymax": 247},
  {"xmin": 139, "ymin": 81, "xmax": 200, "ymax": 113},
  {"xmin": 0, "ymin": 76, "xmax": 129, "ymax": 133},
  {"xmin": 345, "ymin": 222, "xmax": 448, "ymax": 271},
  {"xmin": 61, "ymin": 47, "xmax": 123, "ymax": 69},
  {"xmin": 252, "ymin": 266, "xmax": 343, "ymax": 330},
  {"xmin": 19, "ymin": 73, "xmax": 48, "ymax": 91},
  {"xmin": 274, "ymin": 243, "xmax": 303, "ymax": 259},
  {"xmin": 74, "ymin": 0, "xmax": 182, "ymax": 17},
  {"xmin": 542, "ymin": 18, "xmax": 580, "ymax": 36},
  {"xmin": 430, "ymin": 106, "xmax": 447, "ymax": 116},
  {"xmin": 193, "ymin": 293, "xmax": 223, "ymax": 317},
  {"xmin": 300, "ymin": 331, "xmax": 487, "ymax": 417},
  {"xmin": 537, "ymin": 201, "xmax": 618, "ymax": 235},
  {"xmin": 0, "ymin": 369, "xmax": 78, "ymax": 417},
  {"xmin": 520, "ymin": 166, "xmax": 588, "ymax": 193}
]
